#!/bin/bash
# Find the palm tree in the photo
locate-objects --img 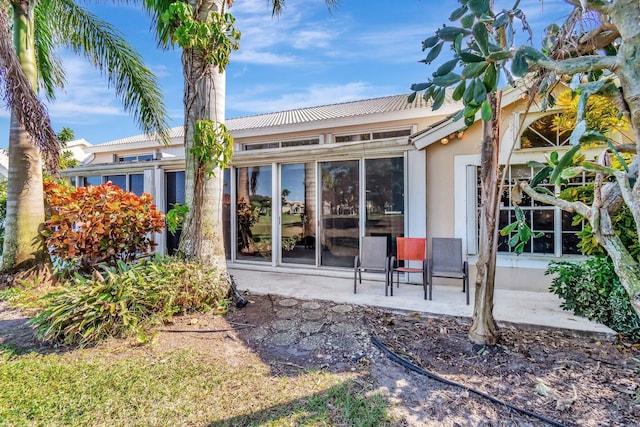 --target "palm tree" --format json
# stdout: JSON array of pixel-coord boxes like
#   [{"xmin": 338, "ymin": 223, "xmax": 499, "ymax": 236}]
[
  {"xmin": 143, "ymin": 0, "xmax": 337, "ymax": 272},
  {"xmin": 1, "ymin": 0, "xmax": 169, "ymax": 270}
]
